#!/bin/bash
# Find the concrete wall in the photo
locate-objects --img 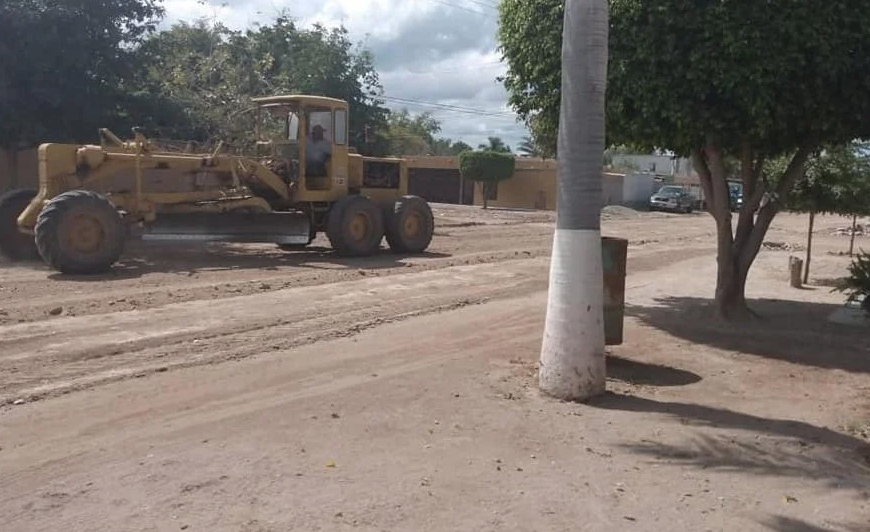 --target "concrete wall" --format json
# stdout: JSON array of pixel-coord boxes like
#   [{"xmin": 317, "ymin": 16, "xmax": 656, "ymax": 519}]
[
  {"xmin": 611, "ymin": 153, "xmax": 696, "ymax": 178},
  {"xmin": 0, "ymin": 147, "xmax": 39, "ymax": 193},
  {"xmin": 472, "ymin": 164, "xmax": 628, "ymax": 212},
  {"xmin": 472, "ymin": 158, "xmax": 559, "ymax": 210}
]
